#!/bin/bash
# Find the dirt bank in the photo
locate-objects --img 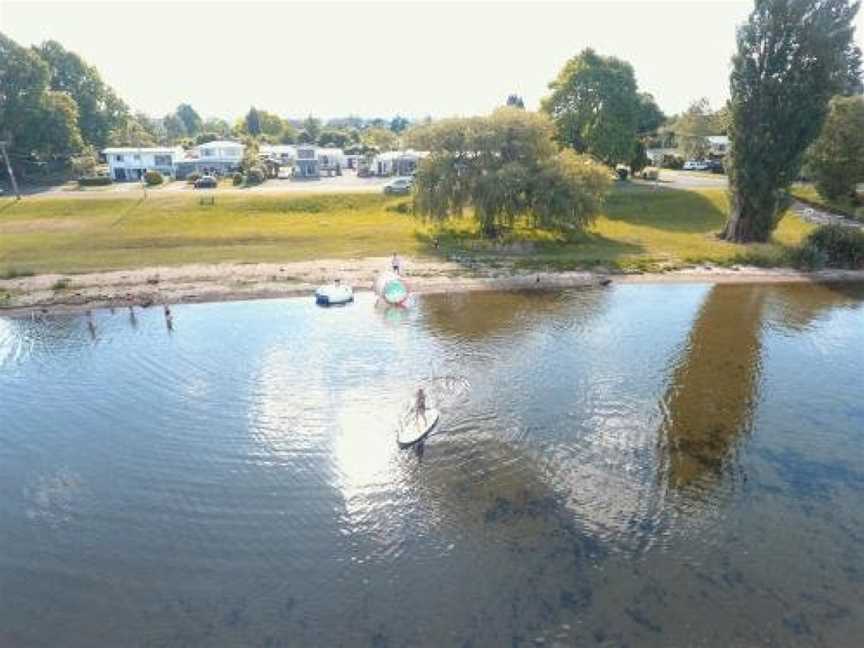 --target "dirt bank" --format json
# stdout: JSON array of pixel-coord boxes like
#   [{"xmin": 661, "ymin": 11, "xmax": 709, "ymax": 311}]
[{"xmin": 2, "ymin": 256, "xmax": 863, "ymax": 316}]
